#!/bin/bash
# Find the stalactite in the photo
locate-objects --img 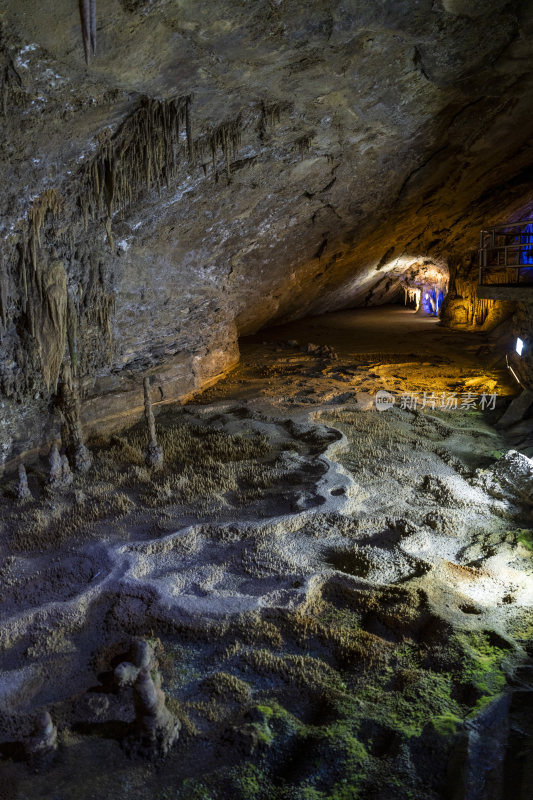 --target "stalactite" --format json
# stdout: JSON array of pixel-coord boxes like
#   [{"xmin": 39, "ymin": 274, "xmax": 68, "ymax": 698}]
[
  {"xmin": 0, "ymin": 28, "xmax": 22, "ymax": 117},
  {"xmin": 36, "ymin": 258, "xmax": 68, "ymax": 391},
  {"xmin": 1, "ymin": 66, "xmax": 8, "ymax": 116},
  {"xmin": 105, "ymin": 217, "xmax": 114, "ymax": 250},
  {"xmin": 257, "ymin": 99, "xmax": 291, "ymax": 140},
  {"xmin": 28, "ymin": 190, "xmax": 61, "ymax": 242},
  {"xmin": 78, "ymin": 94, "xmax": 194, "ymax": 235},
  {"xmin": 454, "ymin": 276, "xmax": 495, "ymax": 326},
  {"xmin": 296, "ymin": 133, "xmax": 314, "ymax": 155},
  {"xmin": 90, "ymin": 0, "xmax": 97, "ymax": 55},
  {"xmin": 208, "ymin": 116, "xmax": 243, "ymax": 181},
  {"xmin": 185, "ymin": 94, "xmax": 195, "ymax": 164},
  {"xmin": 0, "ymin": 252, "xmax": 7, "ymax": 328},
  {"xmin": 79, "ymin": 0, "xmax": 97, "ymax": 64},
  {"xmin": 88, "ymin": 289, "xmax": 115, "ymax": 356},
  {"xmin": 67, "ymin": 294, "xmax": 79, "ymax": 376},
  {"xmin": 1, "ymin": 94, "xmax": 248, "ymax": 402},
  {"xmin": 16, "ymin": 241, "xmax": 28, "ymax": 308}
]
